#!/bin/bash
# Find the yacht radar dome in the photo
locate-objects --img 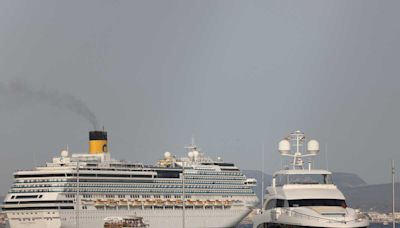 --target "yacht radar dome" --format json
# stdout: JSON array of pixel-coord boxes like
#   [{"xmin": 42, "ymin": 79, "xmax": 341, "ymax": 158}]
[
  {"xmin": 278, "ymin": 139, "xmax": 291, "ymax": 155},
  {"xmin": 279, "ymin": 131, "xmax": 321, "ymax": 169},
  {"xmin": 188, "ymin": 151, "xmax": 194, "ymax": 159},
  {"xmin": 307, "ymin": 139, "xmax": 320, "ymax": 154},
  {"xmin": 61, "ymin": 150, "xmax": 69, "ymax": 157},
  {"xmin": 164, "ymin": 151, "xmax": 172, "ymax": 159}
]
